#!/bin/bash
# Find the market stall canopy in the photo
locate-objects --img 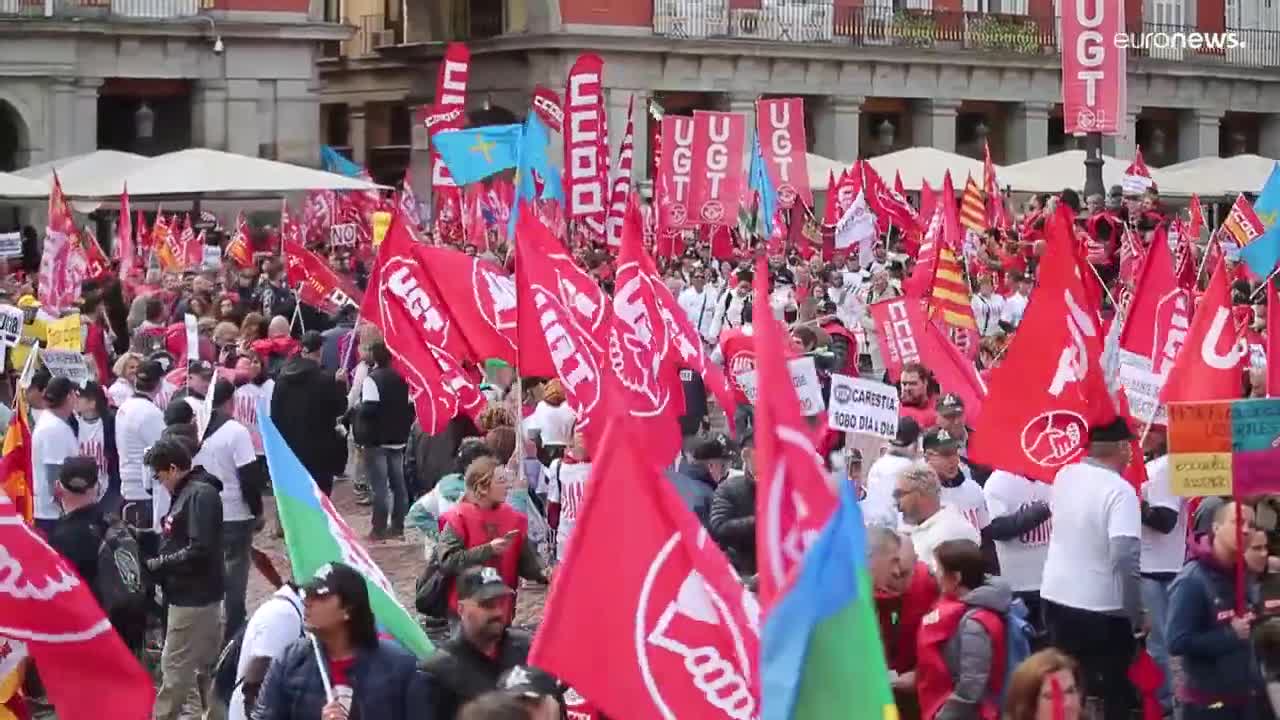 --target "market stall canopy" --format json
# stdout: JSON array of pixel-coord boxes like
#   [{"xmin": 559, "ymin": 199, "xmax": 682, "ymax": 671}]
[
  {"xmin": 15, "ymin": 150, "xmax": 149, "ymax": 196},
  {"xmin": 997, "ymin": 150, "xmax": 1187, "ymax": 197},
  {"xmin": 1157, "ymin": 154, "xmax": 1279, "ymax": 198},
  {"xmin": 806, "ymin": 152, "xmax": 850, "ymax": 190},
  {"xmin": 61, "ymin": 148, "xmax": 386, "ymax": 199},
  {"xmin": 0, "ymin": 170, "xmax": 48, "ymax": 199},
  {"xmin": 866, "ymin": 147, "xmax": 990, "ymax": 191}
]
